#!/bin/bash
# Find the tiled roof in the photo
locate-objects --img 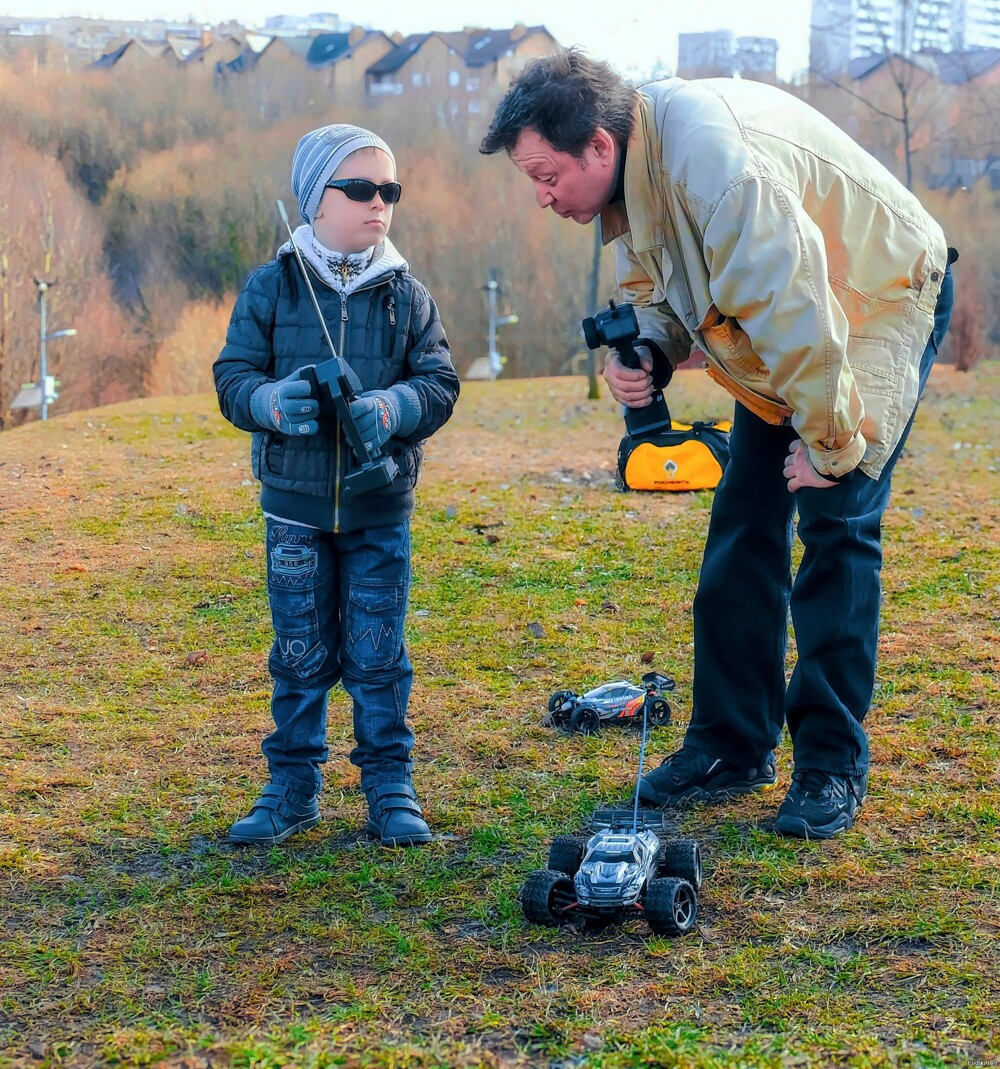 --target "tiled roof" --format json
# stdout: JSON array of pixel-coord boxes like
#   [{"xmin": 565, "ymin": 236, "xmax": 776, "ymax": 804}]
[
  {"xmin": 933, "ymin": 47, "xmax": 1000, "ymax": 84},
  {"xmin": 91, "ymin": 40, "xmax": 129, "ymax": 67},
  {"xmin": 367, "ymin": 32, "xmax": 431, "ymax": 74},
  {"xmin": 846, "ymin": 53, "xmax": 887, "ymax": 79},
  {"xmin": 367, "ymin": 25, "xmax": 550, "ymax": 75},
  {"xmin": 306, "ymin": 31, "xmax": 351, "ymax": 66}
]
